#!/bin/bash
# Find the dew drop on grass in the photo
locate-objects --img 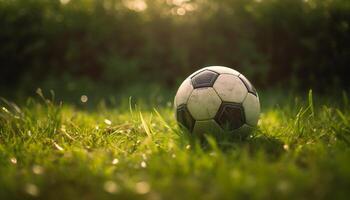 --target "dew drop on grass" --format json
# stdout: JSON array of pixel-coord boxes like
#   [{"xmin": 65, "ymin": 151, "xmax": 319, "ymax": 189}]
[
  {"xmin": 112, "ymin": 158, "xmax": 119, "ymax": 165},
  {"xmin": 104, "ymin": 181, "xmax": 119, "ymax": 194},
  {"xmin": 10, "ymin": 157, "xmax": 17, "ymax": 164},
  {"xmin": 171, "ymin": 153, "xmax": 176, "ymax": 158},
  {"xmin": 25, "ymin": 183, "xmax": 39, "ymax": 196},
  {"xmin": 283, "ymin": 144, "xmax": 289, "ymax": 151},
  {"xmin": 141, "ymin": 161, "xmax": 147, "ymax": 168},
  {"xmin": 104, "ymin": 119, "xmax": 112, "ymax": 125},
  {"xmin": 135, "ymin": 181, "xmax": 150, "ymax": 194},
  {"xmin": 186, "ymin": 145, "xmax": 191, "ymax": 150}
]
